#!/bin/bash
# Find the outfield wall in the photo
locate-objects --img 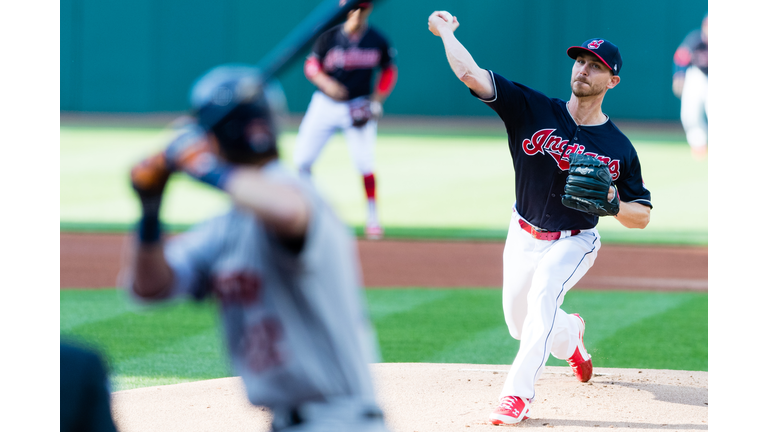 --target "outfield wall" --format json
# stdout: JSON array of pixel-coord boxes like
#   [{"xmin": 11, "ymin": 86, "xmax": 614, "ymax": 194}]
[{"xmin": 60, "ymin": 0, "xmax": 707, "ymax": 120}]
